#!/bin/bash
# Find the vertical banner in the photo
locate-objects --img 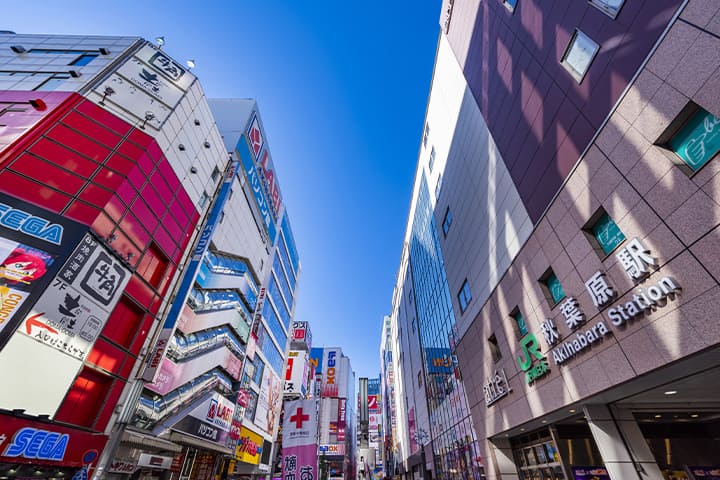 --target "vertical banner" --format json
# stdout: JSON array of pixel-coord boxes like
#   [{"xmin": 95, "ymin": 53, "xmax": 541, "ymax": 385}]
[
  {"xmin": 282, "ymin": 399, "xmax": 318, "ymax": 480},
  {"xmin": 142, "ymin": 161, "xmax": 239, "ymax": 382}
]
